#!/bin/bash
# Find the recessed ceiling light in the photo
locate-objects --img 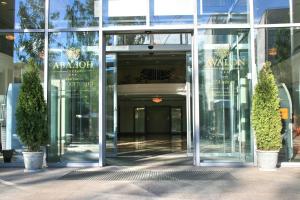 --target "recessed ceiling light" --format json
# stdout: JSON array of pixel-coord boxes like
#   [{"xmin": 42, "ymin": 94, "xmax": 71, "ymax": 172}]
[
  {"xmin": 152, "ymin": 97, "xmax": 163, "ymax": 103},
  {"xmin": 1, "ymin": 1, "xmax": 7, "ymax": 5}
]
